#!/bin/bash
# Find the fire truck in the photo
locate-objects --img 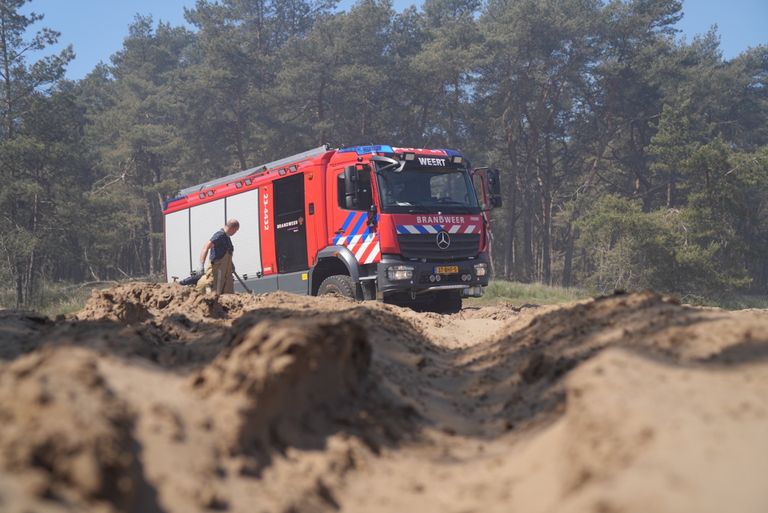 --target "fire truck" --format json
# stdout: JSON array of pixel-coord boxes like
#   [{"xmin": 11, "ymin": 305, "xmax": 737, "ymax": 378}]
[{"xmin": 163, "ymin": 145, "xmax": 501, "ymax": 313}]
